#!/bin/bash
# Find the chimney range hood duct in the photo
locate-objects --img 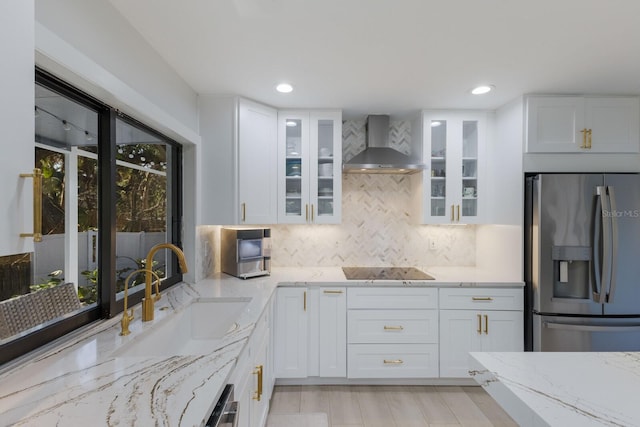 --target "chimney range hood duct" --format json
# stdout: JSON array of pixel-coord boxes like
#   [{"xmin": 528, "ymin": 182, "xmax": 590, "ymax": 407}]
[{"xmin": 342, "ymin": 115, "xmax": 426, "ymax": 174}]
